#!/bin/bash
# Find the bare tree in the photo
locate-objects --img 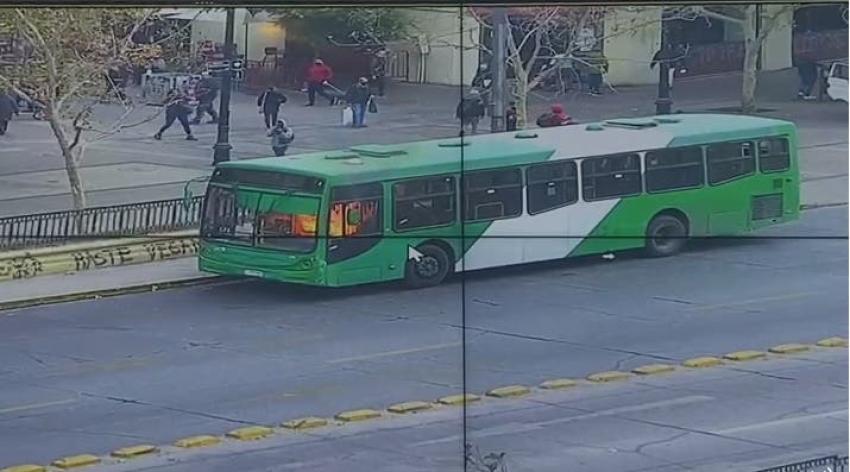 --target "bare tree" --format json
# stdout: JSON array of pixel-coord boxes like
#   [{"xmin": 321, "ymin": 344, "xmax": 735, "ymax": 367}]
[
  {"xmin": 689, "ymin": 5, "xmax": 794, "ymax": 113},
  {"xmin": 469, "ymin": 7, "xmax": 687, "ymax": 128},
  {"xmin": 0, "ymin": 8, "xmax": 188, "ymax": 209}
]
